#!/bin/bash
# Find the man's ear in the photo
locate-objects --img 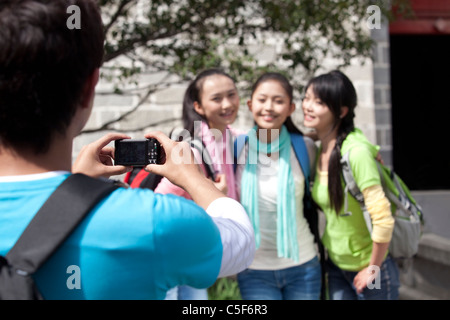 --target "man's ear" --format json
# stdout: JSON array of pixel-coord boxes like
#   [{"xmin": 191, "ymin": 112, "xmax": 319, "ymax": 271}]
[
  {"xmin": 194, "ymin": 101, "xmax": 205, "ymax": 115},
  {"xmin": 80, "ymin": 68, "xmax": 100, "ymax": 109},
  {"xmin": 340, "ymin": 106, "xmax": 349, "ymax": 119}
]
